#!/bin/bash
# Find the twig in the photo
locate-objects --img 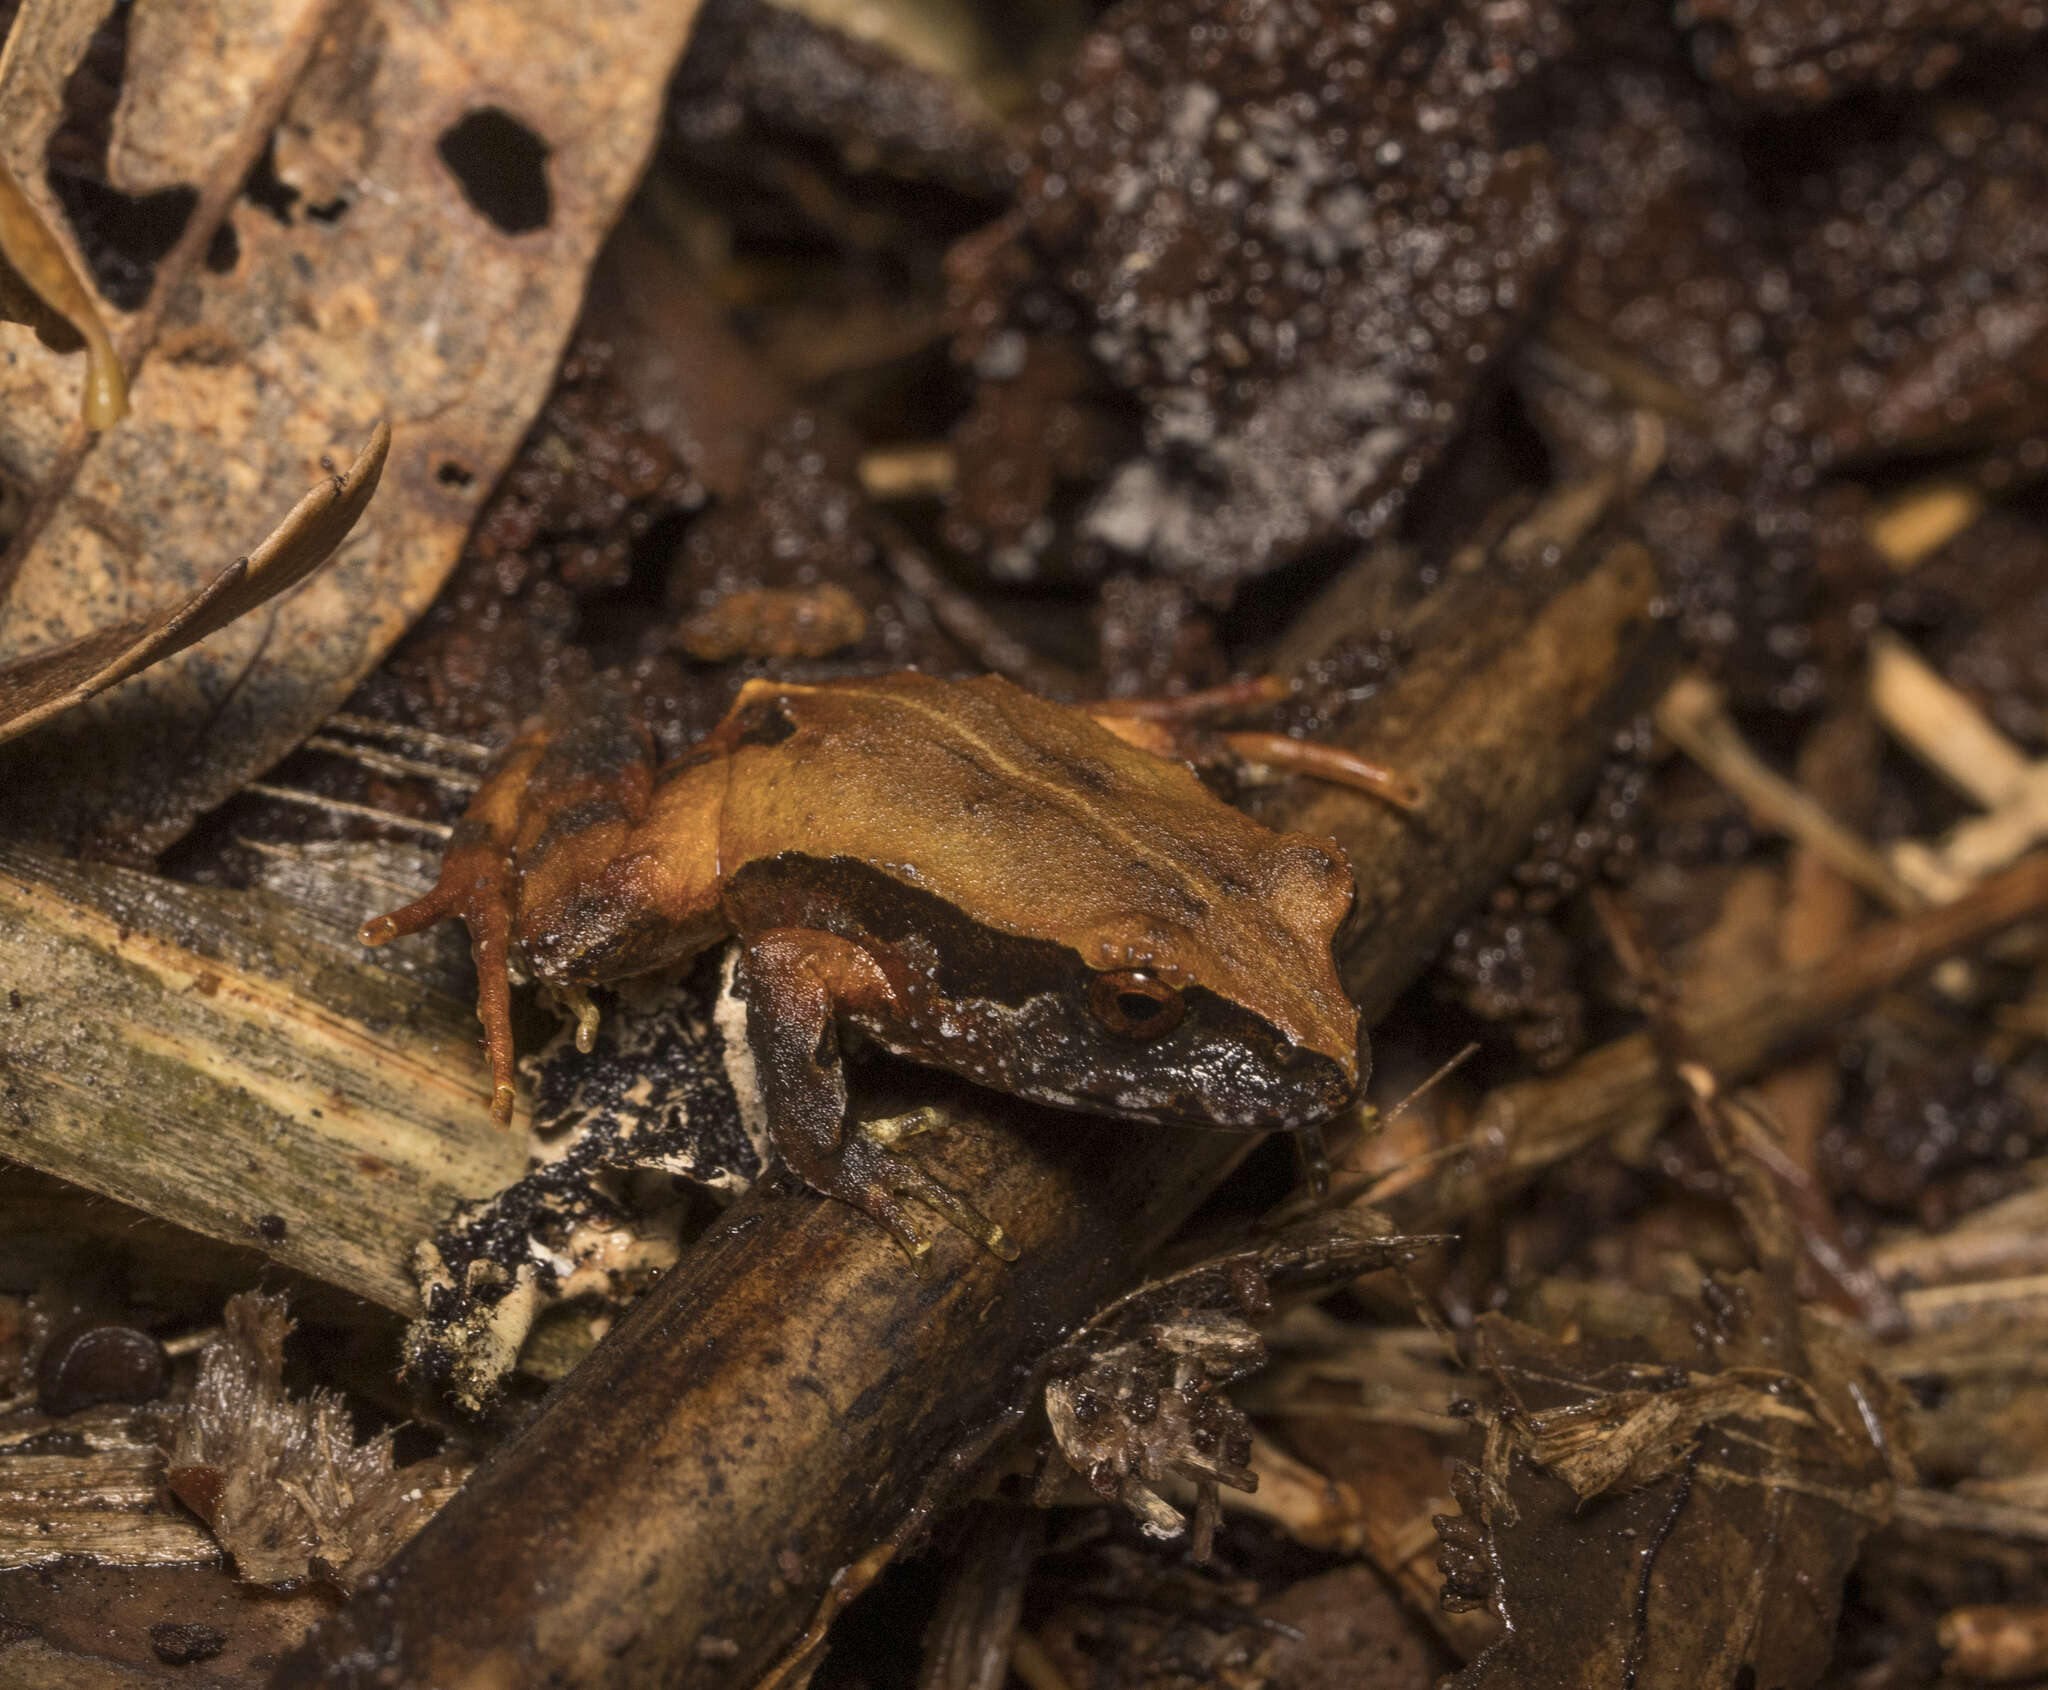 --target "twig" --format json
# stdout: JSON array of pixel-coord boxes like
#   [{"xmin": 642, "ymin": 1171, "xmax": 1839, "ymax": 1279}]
[
  {"xmin": 1753, "ymin": 711, "xmax": 1875, "ymax": 1176},
  {"xmin": 859, "ymin": 443, "xmax": 958, "ymax": 502},
  {"xmin": 1868, "ymin": 632, "xmax": 2048, "ymax": 903},
  {"xmin": 323, "ymin": 712, "xmax": 494, "ymax": 764},
  {"xmin": 1864, "ymin": 481, "xmax": 1984, "ymax": 571},
  {"xmin": 242, "ymin": 783, "xmax": 454, "ymax": 840},
  {"xmin": 1893, "ymin": 1487, "xmax": 2048, "ymax": 1548},
  {"xmin": 304, "ymin": 735, "xmax": 482, "ymax": 792},
  {"xmin": 1868, "ymin": 632, "xmax": 2026, "ymax": 808},
  {"xmin": 1656, "ymin": 673, "xmax": 1921, "ymax": 914},
  {"xmin": 872, "ymin": 514, "xmax": 1084, "ymax": 700},
  {"xmin": 1870, "ymin": 1175, "xmax": 2048, "ymax": 1288},
  {"xmin": 1401, "ymin": 855, "xmax": 2048, "ymax": 1233}
]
